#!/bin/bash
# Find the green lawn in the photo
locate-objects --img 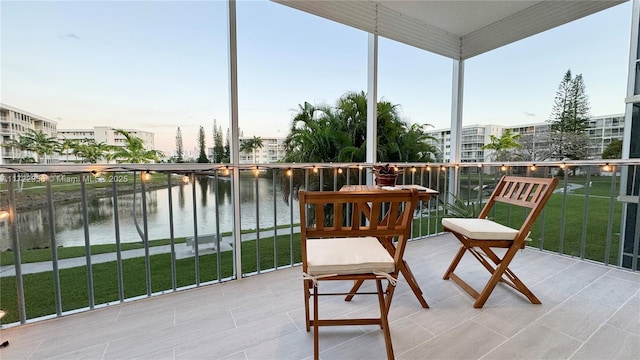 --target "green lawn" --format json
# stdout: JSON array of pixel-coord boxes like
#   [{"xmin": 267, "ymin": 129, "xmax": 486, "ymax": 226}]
[
  {"xmin": 0, "ymin": 238, "xmax": 186, "ymax": 266},
  {"xmin": 0, "ymin": 233, "xmax": 302, "ymax": 324}
]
